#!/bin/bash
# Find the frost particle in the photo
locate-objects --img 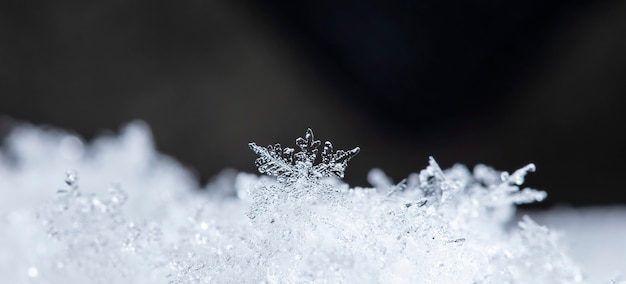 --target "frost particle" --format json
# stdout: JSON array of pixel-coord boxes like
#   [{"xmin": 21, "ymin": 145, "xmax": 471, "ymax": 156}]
[{"xmin": 64, "ymin": 170, "xmax": 78, "ymax": 186}]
